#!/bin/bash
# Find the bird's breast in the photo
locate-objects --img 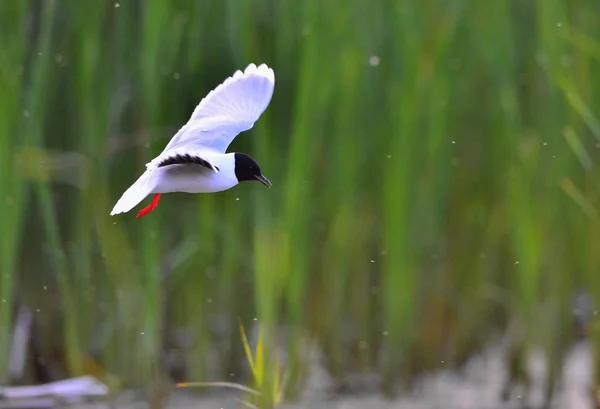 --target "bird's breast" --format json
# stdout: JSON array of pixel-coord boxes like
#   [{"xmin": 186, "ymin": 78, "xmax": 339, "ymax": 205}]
[{"xmin": 151, "ymin": 165, "xmax": 238, "ymax": 194}]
